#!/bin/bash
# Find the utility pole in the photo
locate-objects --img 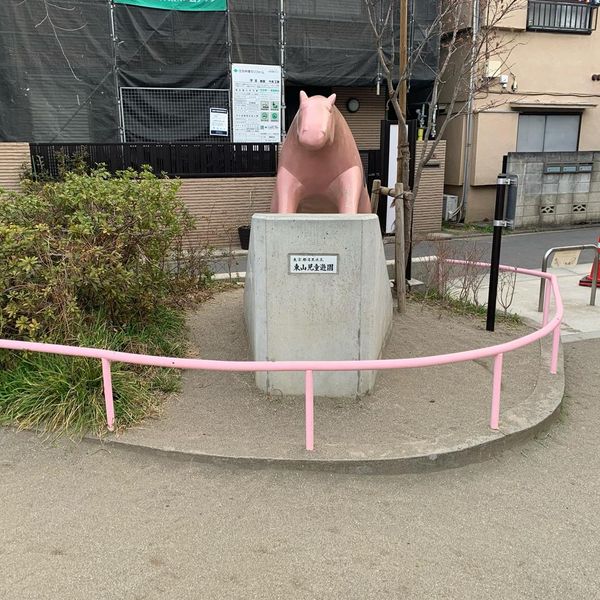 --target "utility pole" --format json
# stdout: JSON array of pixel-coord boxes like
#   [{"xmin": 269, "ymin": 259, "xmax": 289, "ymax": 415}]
[{"xmin": 397, "ymin": 0, "xmax": 408, "ymax": 184}]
